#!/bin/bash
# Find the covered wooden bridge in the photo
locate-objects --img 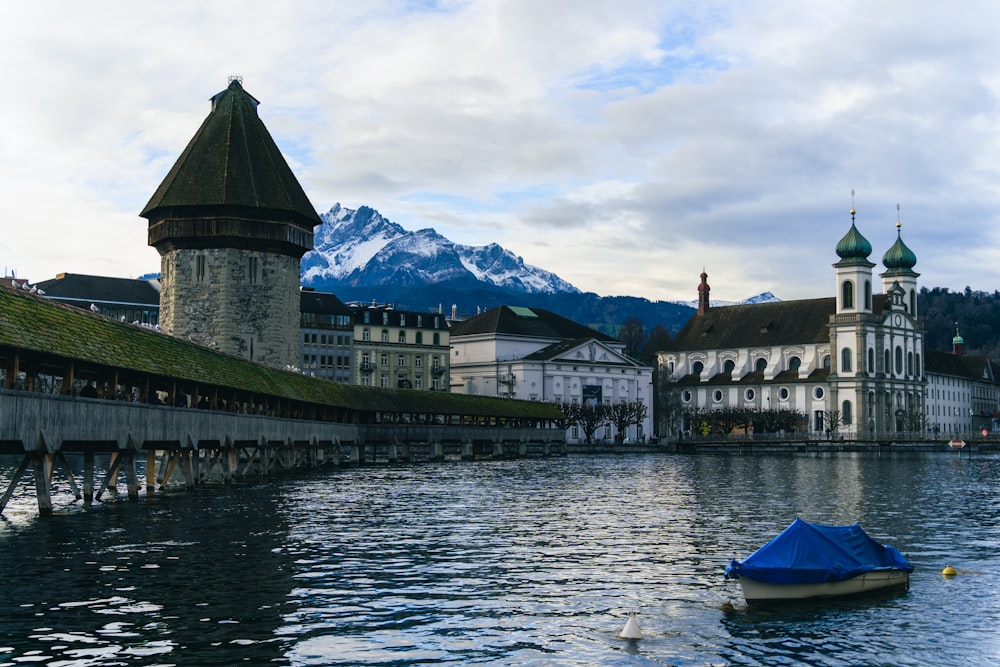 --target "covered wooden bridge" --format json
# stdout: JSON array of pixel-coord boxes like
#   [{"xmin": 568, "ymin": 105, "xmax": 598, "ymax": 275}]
[{"xmin": 0, "ymin": 286, "xmax": 566, "ymax": 514}]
